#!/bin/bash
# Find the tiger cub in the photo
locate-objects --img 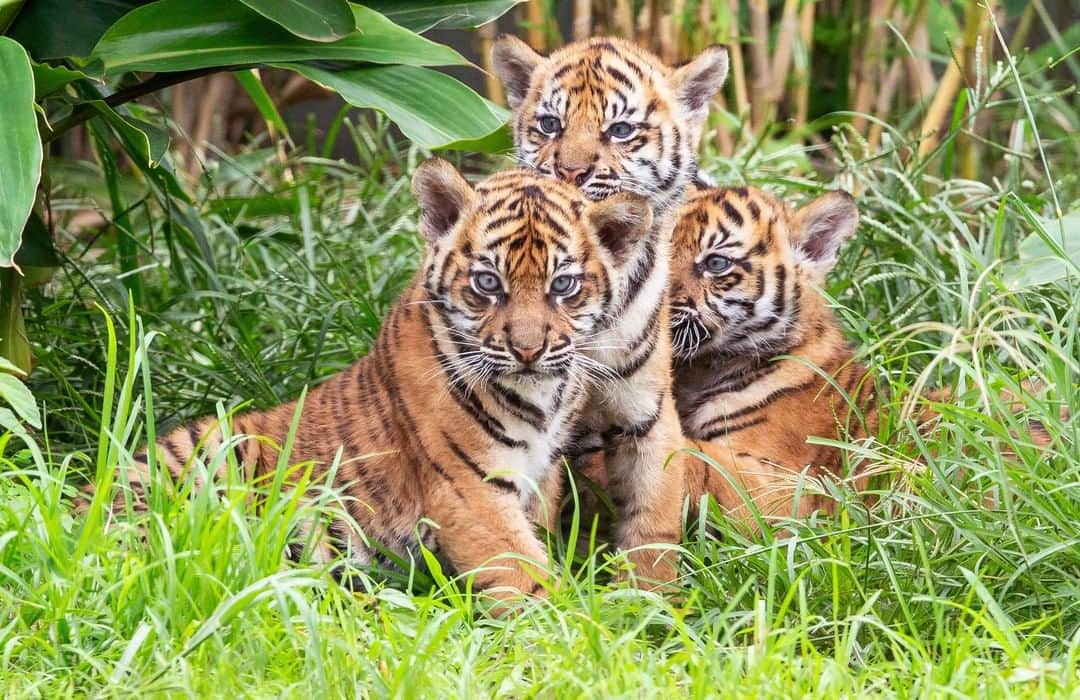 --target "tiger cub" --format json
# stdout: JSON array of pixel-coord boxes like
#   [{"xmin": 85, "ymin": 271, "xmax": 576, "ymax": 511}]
[
  {"xmin": 492, "ymin": 36, "xmax": 728, "ymax": 582},
  {"xmin": 669, "ymin": 185, "xmax": 870, "ymax": 519},
  {"xmin": 96, "ymin": 160, "xmax": 654, "ymax": 601},
  {"xmin": 671, "ymin": 186, "xmax": 1063, "ymax": 523}
]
